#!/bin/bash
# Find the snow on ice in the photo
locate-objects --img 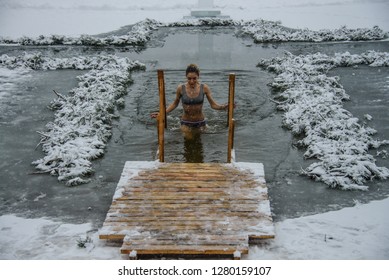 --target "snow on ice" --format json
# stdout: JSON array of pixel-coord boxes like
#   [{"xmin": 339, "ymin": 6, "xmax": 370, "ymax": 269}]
[
  {"xmin": 1, "ymin": 52, "xmax": 145, "ymax": 186},
  {"xmin": 1, "ymin": 18, "xmax": 388, "ymax": 46},
  {"xmin": 240, "ymin": 20, "xmax": 387, "ymax": 43},
  {"xmin": 258, "ymin": 51, "xmax": 389, "ymax": 190}
]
